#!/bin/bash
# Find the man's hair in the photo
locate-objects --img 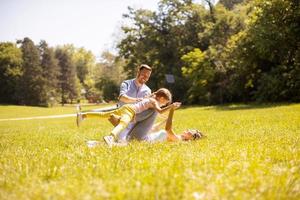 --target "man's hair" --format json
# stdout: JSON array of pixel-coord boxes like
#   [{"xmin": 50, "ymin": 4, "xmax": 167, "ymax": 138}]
[
  {"xmin": 153, "ymin": 88, "xmax": 172, "ymax": 103},
  {"xmin": 138, "ymin": 64, "xmax": 152, "ymax": 72}
]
